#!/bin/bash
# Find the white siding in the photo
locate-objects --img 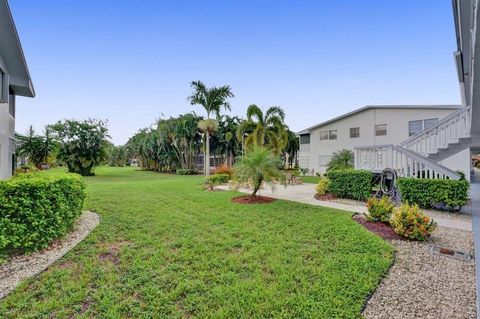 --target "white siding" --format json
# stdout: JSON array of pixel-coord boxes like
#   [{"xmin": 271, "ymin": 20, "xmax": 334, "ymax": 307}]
[{"xmin": 302, "ymin": 107, "xmax": 457, "ymax": 175}]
